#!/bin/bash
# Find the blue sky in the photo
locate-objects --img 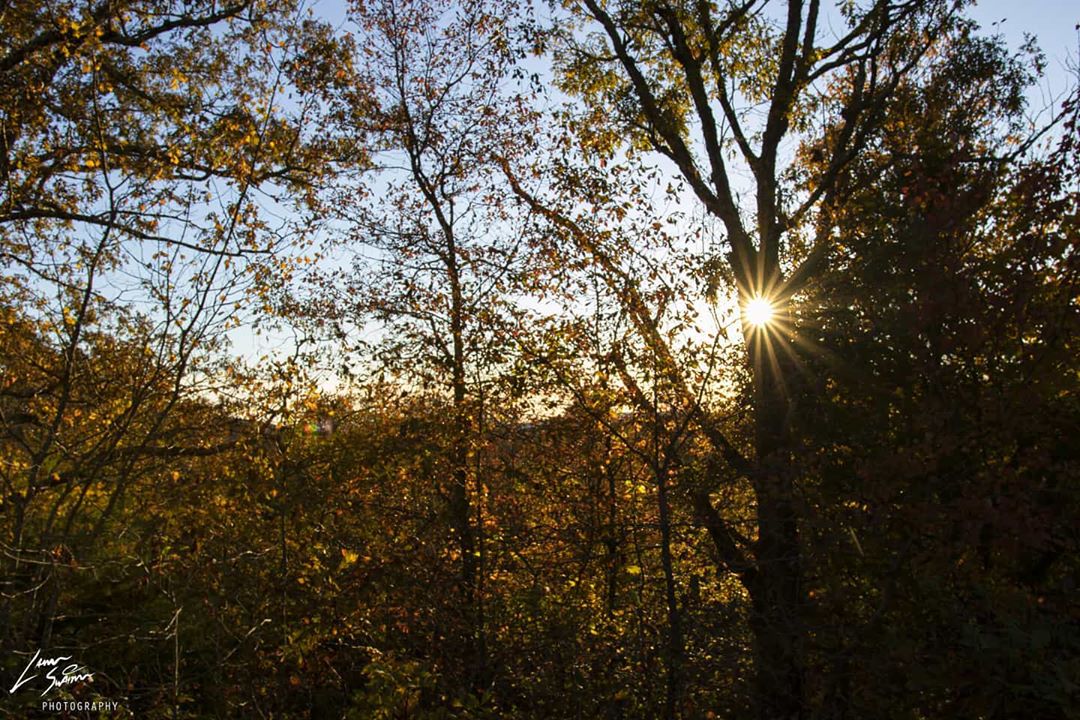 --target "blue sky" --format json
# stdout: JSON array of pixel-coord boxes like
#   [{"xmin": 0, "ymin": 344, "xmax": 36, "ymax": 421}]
[
  {"xmin": 970, "ymin": 0, "xmax": 1077, "ymax": 64},
  {"xmin": 968, "ymin": 0, "xmax": 1077, "ymax": 106},
  {"xmin": 235, "ymin": 0, "xmax": 1079, "ymax": 370}
]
